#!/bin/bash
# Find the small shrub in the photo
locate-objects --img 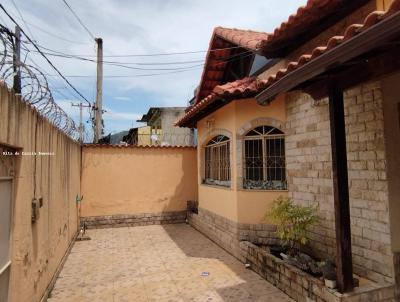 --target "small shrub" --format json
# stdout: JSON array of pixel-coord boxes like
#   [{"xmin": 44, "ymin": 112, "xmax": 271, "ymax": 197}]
[{"xmin": 266, "ymin": 196, "xmax": 319, "ymax": 256}]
